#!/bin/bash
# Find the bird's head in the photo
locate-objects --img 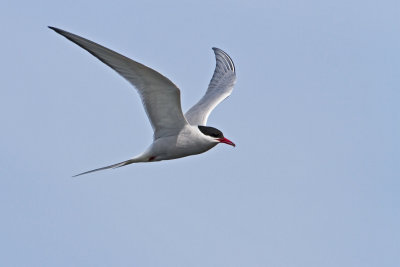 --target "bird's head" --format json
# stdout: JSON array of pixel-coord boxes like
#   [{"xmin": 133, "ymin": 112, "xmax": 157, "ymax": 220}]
[{"xmin": 198, "ymin": 126, "xmax": 235, "ymax": 147}]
